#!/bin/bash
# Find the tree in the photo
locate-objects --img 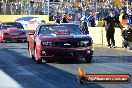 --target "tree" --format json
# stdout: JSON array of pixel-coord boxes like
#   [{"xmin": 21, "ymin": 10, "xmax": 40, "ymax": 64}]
[{"xmin": 20, "ymin": 0, "xmax": 28, "ymax": 4}]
